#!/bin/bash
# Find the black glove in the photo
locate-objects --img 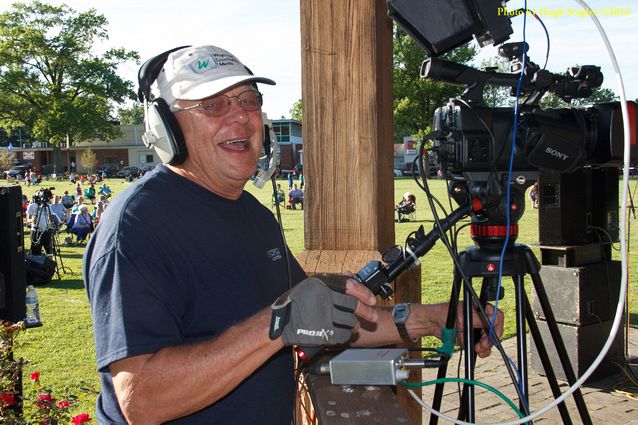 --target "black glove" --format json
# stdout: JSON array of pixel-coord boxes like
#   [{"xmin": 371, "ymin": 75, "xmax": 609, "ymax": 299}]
[{"xmin": 269, "ymin": 275, "xmax": 358, "ymax": 346}]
